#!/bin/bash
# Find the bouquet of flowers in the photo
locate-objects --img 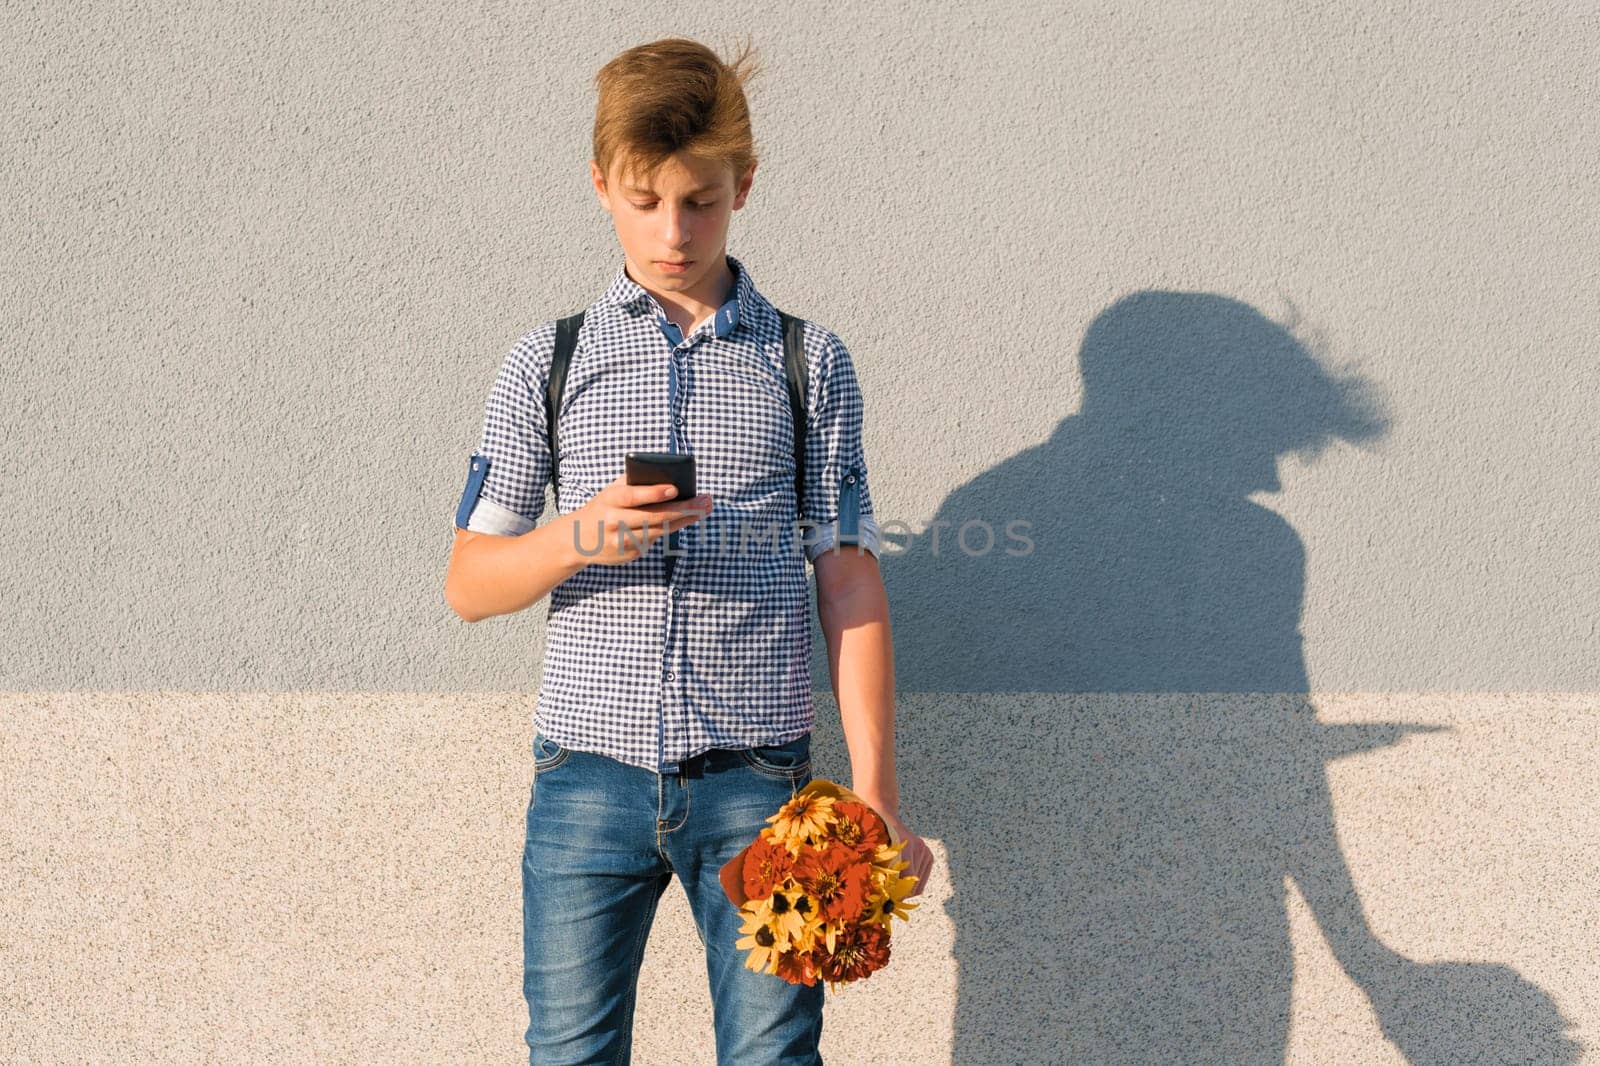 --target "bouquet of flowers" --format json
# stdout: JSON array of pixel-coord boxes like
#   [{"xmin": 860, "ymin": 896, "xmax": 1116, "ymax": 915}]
[{"xmin": 718, "ymin": 778, "xmax": 921, "ymax": 992}]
